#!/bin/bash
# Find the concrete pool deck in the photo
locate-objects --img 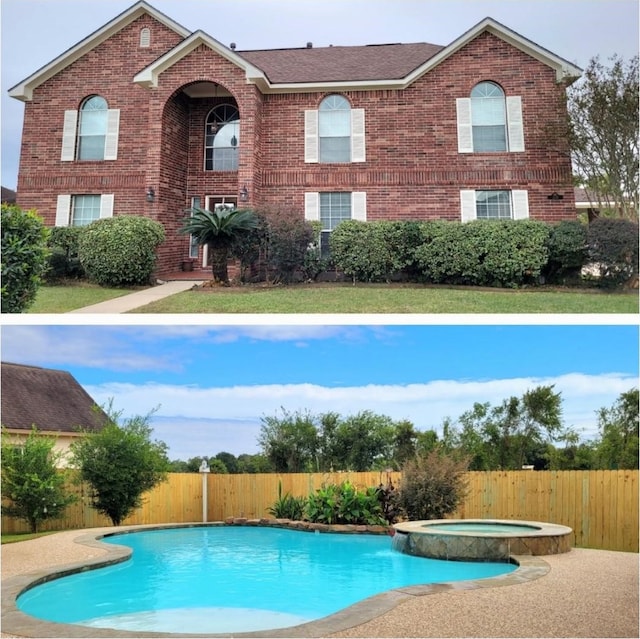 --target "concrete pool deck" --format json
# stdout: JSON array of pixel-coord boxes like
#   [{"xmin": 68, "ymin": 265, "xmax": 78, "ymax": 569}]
[{"xmin": 1, "ymin": 525, "xmax": 638, "ymax": 638}]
